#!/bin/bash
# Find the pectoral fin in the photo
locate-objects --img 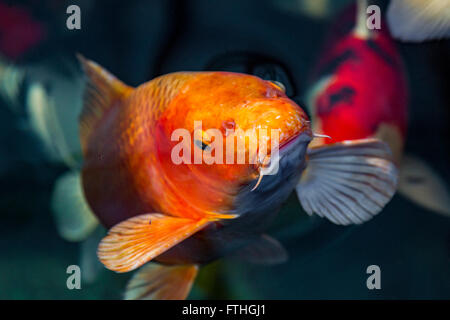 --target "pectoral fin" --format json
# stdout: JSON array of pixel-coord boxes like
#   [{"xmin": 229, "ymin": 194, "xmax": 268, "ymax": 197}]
[
  {"xmin": 97, "ymin": 213, "xmax": 210, "ymax": 273},
  {"xmin": 296, "ymin": 138, "xmax": 398, "ymax": 225},
  {"xmin": 125, "ymin": 263, "xmax": 198, "ymax": 300},
  {"xmin": 398, "ymin": 155, "xmax": 450, "ymax": 217}
]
